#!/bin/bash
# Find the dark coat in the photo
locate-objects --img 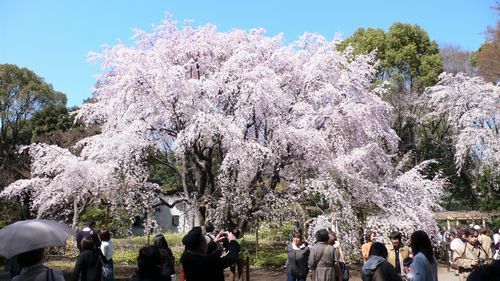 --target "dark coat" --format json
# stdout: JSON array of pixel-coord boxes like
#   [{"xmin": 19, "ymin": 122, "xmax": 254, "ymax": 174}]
[
  {"xmin": 286, "ymin": 243, "xmax": 310, "ymax": 279},
  {"xmin": 76, "ymin": 228, "xmax": 101, "ymax": 252},
  {"xmin": 180, "ymin": 240, "xmax": 240, "ymax": 281},
  {"xmin": 361, "ymin": 259, "xmax": 402, "ymax": 281},
  {"xmin": 72, "ymin": 249, "xmax": 102, "ymax": 281},
  {"xmin": 159, "ymin": 248, "xmax": 175, "ymax": 276}
]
